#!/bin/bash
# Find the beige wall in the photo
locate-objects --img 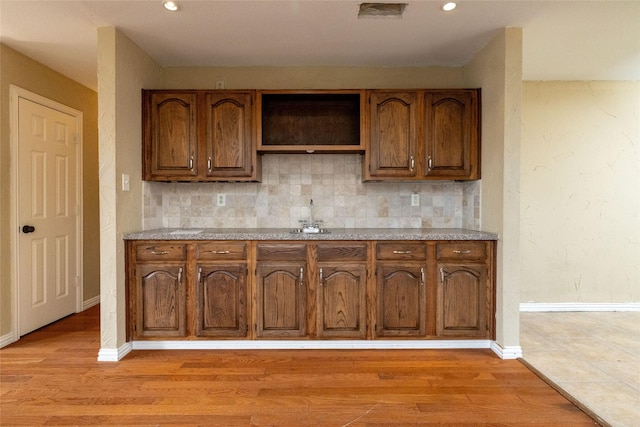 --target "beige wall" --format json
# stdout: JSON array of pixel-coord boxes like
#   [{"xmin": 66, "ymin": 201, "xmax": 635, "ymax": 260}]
[
  {"xmin": 0, "ymin": 44, "xmax": 100, "ymax": 338},
  {"xmin": 463, "ymin": 28, "xmax": 523, "ymax": 350},
  {"xmin": 521, "ymin": 81, "xmax": 640, "ymax": 303},
  {"xmin": 97, "ymin": 28, "xmax": 162, "ymax": 351}
]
